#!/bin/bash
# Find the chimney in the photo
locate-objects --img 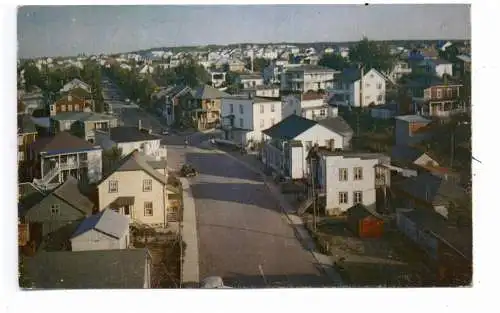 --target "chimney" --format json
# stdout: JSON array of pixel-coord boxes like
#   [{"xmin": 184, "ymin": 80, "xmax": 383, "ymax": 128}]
[{"xmin": 138, "ymin": 120, "xmax": 142, "ymax": 130}]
